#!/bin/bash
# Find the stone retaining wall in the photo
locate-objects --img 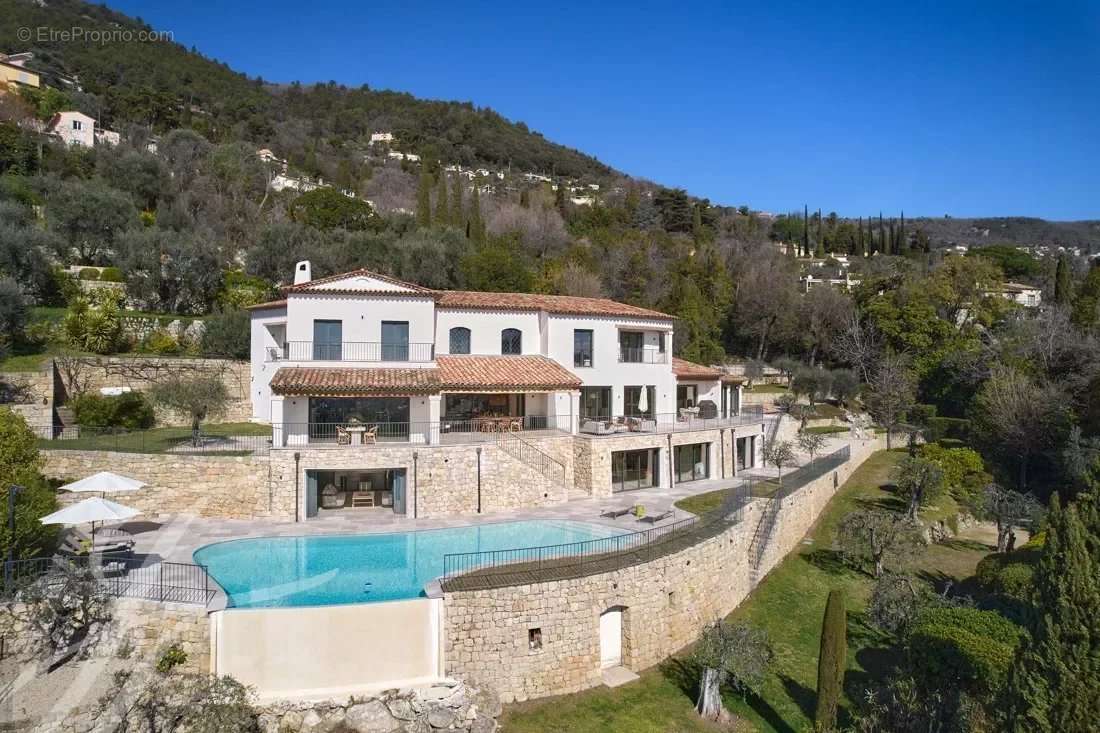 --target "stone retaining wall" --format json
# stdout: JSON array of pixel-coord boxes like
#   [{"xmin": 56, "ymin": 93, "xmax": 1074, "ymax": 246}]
[
  {"xmin": 55, "ymin": 356, "xmax": 251, "ymax": 425},
  {"xmin": 268, "ymin": 437, "xmax": 575, "ymax": 519},
  {"xmin": 42, "ymin": 450, "xmax": 273, "ymax": 518},
  {"xmin": 442, "ymin": 435, "xmax": 887, "ymax": 703}
]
